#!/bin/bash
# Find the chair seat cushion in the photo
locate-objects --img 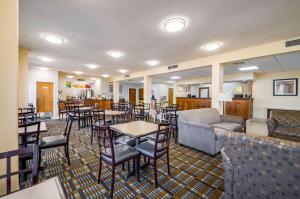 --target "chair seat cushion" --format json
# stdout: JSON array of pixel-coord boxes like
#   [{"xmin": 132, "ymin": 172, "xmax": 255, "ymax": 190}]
[
  {"xmin": 274, "ymin": 127, "xmax": 300, "ymax": 138},
  {"xmin": 101, "ymin": 144, "xmax": 139, "ymax": 164},
  {"xmin": 213, "ymin": 122, "xmax": 243, "ymax": 132},
  {"xmin": 39, "ymin": 135, "xmax": 66, "ymax": 148},
  {"xmin": 115, "ymin": 136, "xmax": 147, "ymax": 146},
  {"xmin": 135, "ymin": 141, "xmax": 166, "ymax": 158}
]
